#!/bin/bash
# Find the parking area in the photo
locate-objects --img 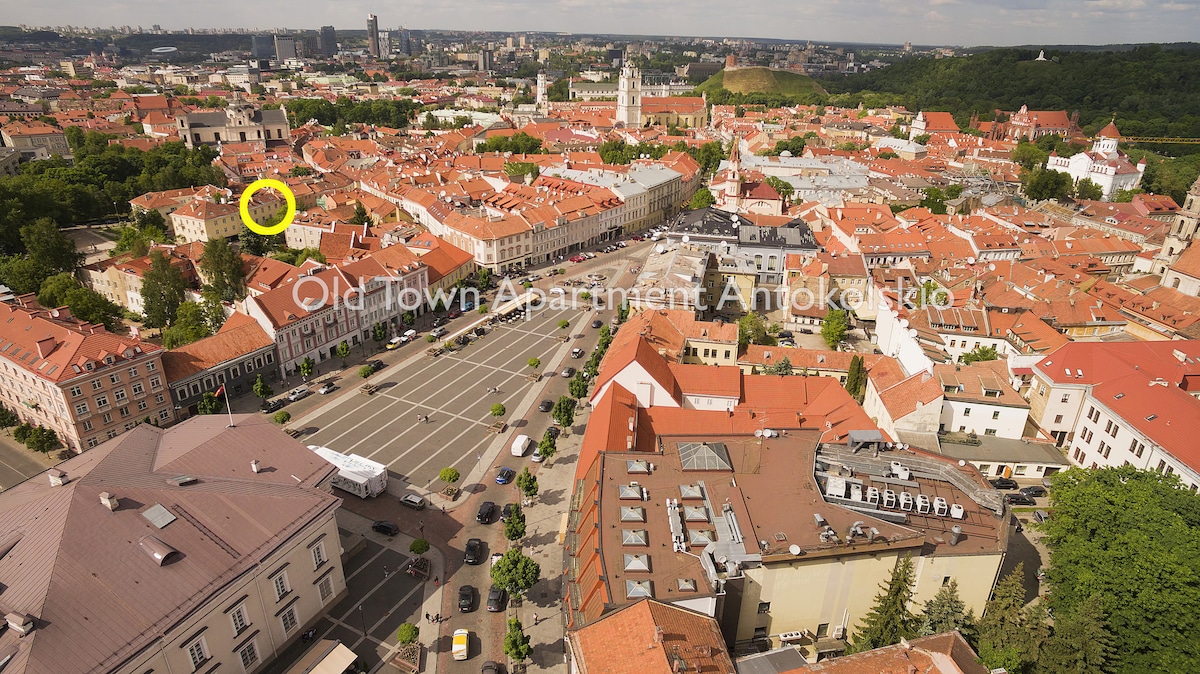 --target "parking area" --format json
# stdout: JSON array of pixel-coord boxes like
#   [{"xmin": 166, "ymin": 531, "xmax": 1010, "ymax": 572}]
[{"xmin": 293, "ymin": 306, "xmax": 589, "ymax": 492}]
